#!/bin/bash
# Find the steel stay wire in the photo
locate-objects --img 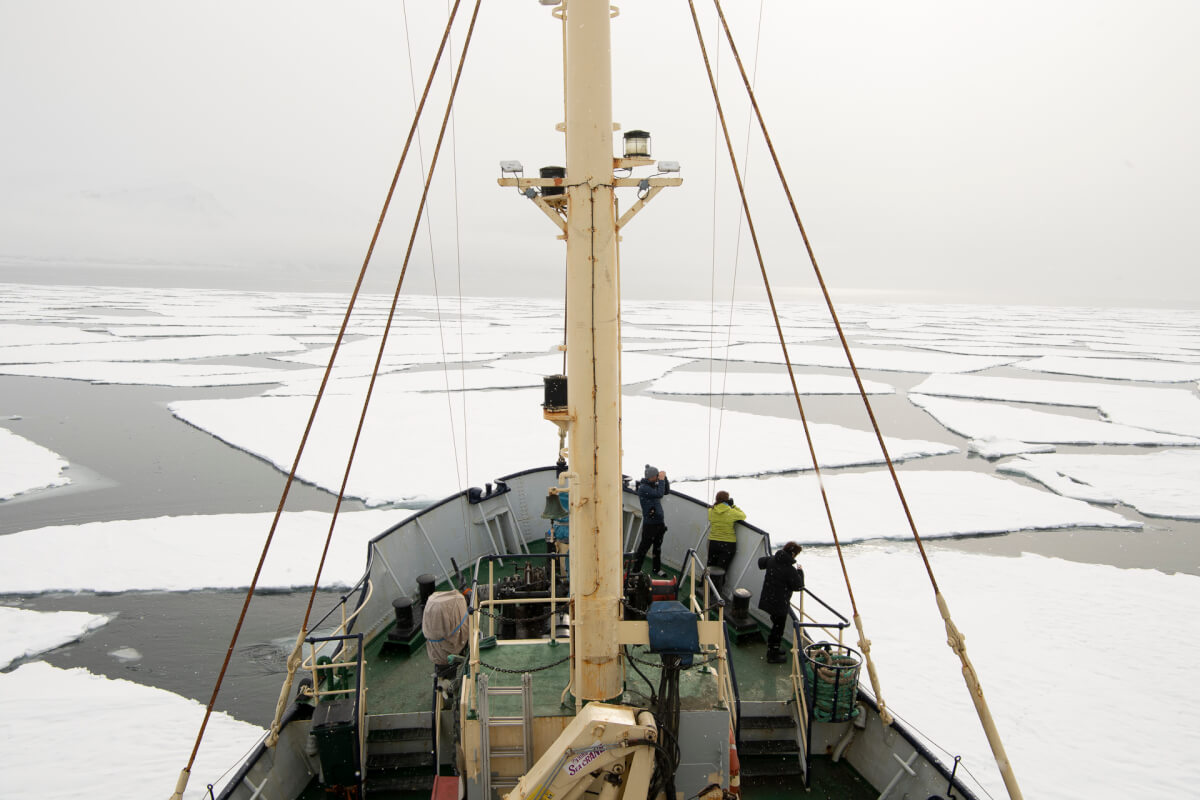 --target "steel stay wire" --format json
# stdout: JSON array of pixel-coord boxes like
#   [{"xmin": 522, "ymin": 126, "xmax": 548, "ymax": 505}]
[
  {"xmin": 684, "ymin": 0, "xmax": 896, "ymax": 727},
  {"xmin": 170, "ymin": 3, "xmax": 471, "ymax": 795},
  {"xmin": 300, "ymin": 0, "xmax": 487, "ymax": 642},
  {"xmin": 700, "ymin": 1, "xmax": 1025, "ymax": 795}
]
